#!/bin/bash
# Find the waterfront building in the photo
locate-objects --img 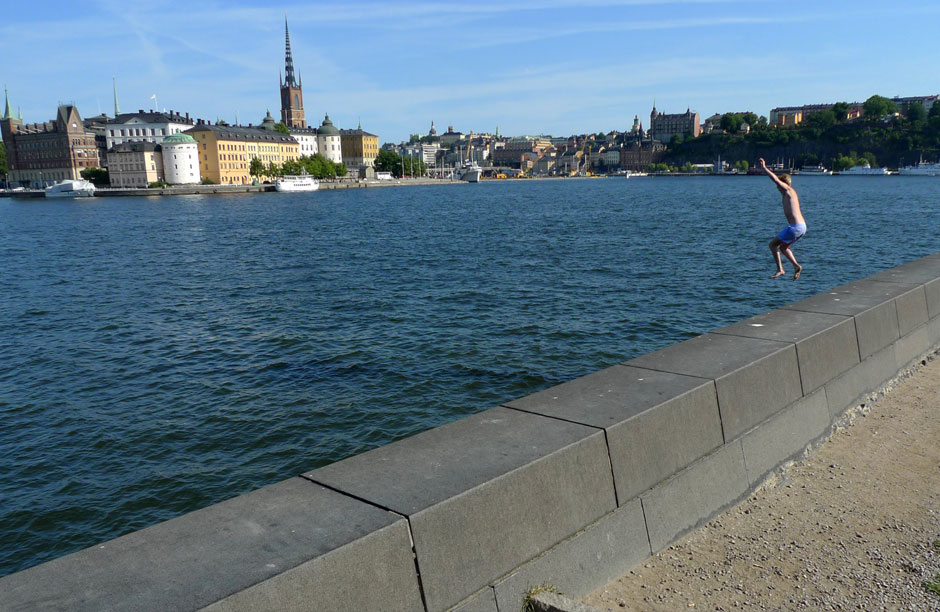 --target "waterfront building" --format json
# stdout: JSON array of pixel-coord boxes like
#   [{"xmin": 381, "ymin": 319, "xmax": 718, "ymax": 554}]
[
  {"xmin": 184, "ymin": 122, "xmax": 299, "ymax": 185},
  {"xmin": 1, "ymin": 96, "xmax": 100, "ymax": 188},
  {"xmin": 490, "ymin": 136, "xmax": 552, "ymax": 168},
  {"xmin": 531, "ymin": 147, "xmax": 558, "ymax": 176},
  {"xmin": 105, "ymin": 110, "xmax": 195, "ymax": 149},
  {"xmin": 279, "ymin": 16, "xmax": 305, "ymax": 129},
  {"xmin": 107, "ymin": 141, "xmax": 164, "ymax": 188},
  {"xmin": 257, "ymin": 109, "xmax": 317, "ymax": 156},
  {"xmin": 340, "ymin": 123, "xmax": 379, "ymax": 169},
  {"xmin": 82, "ymin": 113, "xmax": 111, "ymax": 169},
  {"xmin": 161, "ymin": 133, "xmax": 200, "ymax": 184},
  {"xmin": 316, "ymin": 114, "xmax": 342, "ymax": 164},
  {"xmin": 620, "ymin": 139, "xmax": 666, "ymax": 172},
  {"xmin": 649, "ymin": 105, "xmax": 700, "ymax": 143}
]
